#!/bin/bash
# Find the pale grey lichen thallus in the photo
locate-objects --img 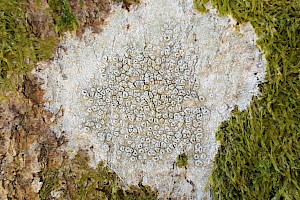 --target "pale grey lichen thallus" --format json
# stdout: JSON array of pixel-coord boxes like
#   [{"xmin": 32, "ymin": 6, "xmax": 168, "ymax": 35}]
[{"xmin": 80, "ymin": 21, "xmax": 211, "ymax": 166}]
